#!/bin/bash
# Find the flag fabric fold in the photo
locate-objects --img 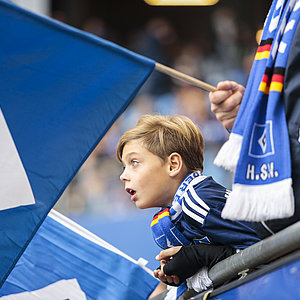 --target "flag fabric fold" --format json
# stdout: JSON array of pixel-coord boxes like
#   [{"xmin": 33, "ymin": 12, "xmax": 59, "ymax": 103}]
[
  {"xmin": 0, "ymin": 0, "xmax": 155, "ymax": 285},
  {"xmin": 0, "ymin": 210, "xmax": 158, "ymax": 300},
  {"xmin": 214, "ymin": 0, "xmax": 300, "ymax": 221}
]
